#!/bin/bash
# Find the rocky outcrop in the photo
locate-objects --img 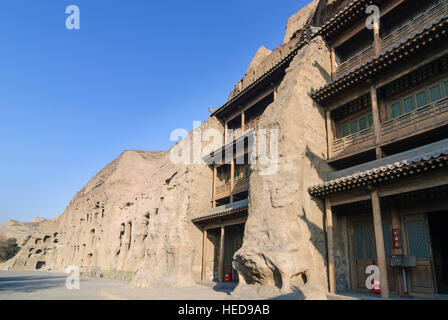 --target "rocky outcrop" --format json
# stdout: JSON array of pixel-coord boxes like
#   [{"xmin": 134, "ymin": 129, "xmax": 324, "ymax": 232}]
[
  {"xmin": 0, "ymin": 218, "xmax": 49, "ymax": 247},
  {"xmin": 1, "ymin": 1, "xmax": 337, "ymax": 298},
  {"xmin": 232, "ymin": 36, "xmax": 332, "ymax": 294},
  {"xmin": 283, "ymin": 0, "xmax": 320, "ymax": 44}
]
